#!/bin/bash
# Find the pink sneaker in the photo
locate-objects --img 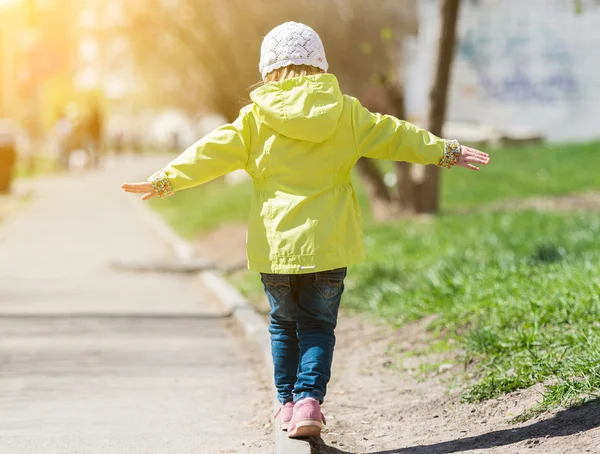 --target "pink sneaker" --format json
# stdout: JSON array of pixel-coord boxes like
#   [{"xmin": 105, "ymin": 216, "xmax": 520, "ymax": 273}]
[
  {"xmin": 287, "ymin": 398, "xmax": 325, "ymax": 438},
  {"xmin": 274, "ymin": 401, "xmax": 295, "ymax": 431}
]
